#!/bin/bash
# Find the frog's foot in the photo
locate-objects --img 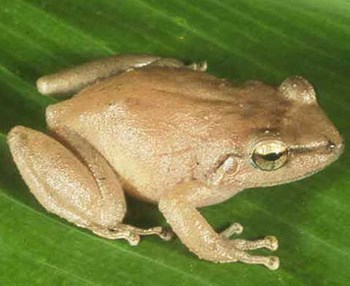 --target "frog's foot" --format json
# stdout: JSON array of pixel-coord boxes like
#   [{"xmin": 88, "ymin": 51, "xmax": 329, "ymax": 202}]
[
  {"xmin": 187, "ymin": 61, "xmax": 208, "ymax": 72},
  {"xmin": 92, "ymin": 224, "xmax": 174, "ymax": 246},
  {"xmin": 220, "ymin": 223, "xmax": 278, "ymax": 251},
  {"xmin": 230, "ymin": 236, "xmax": 279, "ymax": 252},
  {"xmin": 220, "ymin": 232, "xmax": 279, "ymax": 269}
]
